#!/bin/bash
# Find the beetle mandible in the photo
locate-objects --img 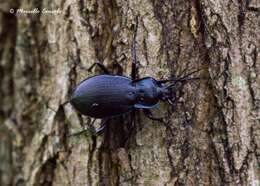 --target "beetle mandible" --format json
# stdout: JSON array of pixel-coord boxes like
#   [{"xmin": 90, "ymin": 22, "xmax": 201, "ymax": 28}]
[{"xmin": 70, "ymin": 17, "xmax": 200, "ymax": 134}]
